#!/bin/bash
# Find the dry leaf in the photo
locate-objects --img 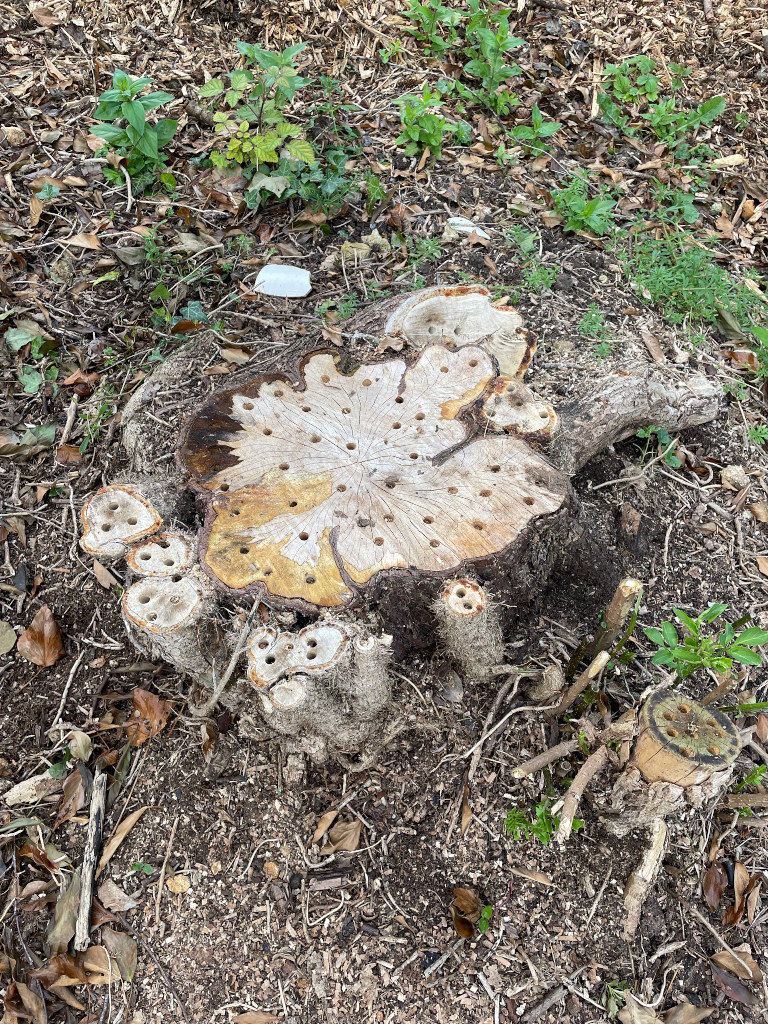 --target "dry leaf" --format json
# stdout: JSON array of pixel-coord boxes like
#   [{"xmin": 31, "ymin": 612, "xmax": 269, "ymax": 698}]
[
  {"xmin": 101, "ymin": 927, "xmax": 138, "ymax": 981},
  {"xmin": 55, "ymin": 444, "xmax": 82, "ymax": 465},
  {"xmin": 703, "ymin": 861, "xmax": 727, "ymax": 911},
  {"xmin": 663, "ymin": 1004, "xmax": 713, "ymax": 1024},
  {"xmin": 618, "ymin": 994, "xmax": 660, "ymax": 1024},
  {"xmin": 0, "ymin": 620, "xmax": 17, "ymax": 655},
  {"xmin": 747, "ymin": 501, "xmax": 768, "ymax": 523},
  {"xmin": 92, "ymin": 560, "xmax": 119, "ymax": 589},
  {"xmin": 29, "ymin": 953, "xmax": 87, "ymax": 990},
  {"xmin": 96, "ymin": 806, "xmax": 148, "ymax": 877},
  {"xmin": 451, "ymin": 886, "xmax": 481, "ymax": 938},
  {"xmin": 96, "ymin": 879, "xmax": 139, "ymax": 913},
  {"xmin": 641, "ymin": 331, "xmax": 665, "ymax": 364},
  {"xmin": 263, "ymin": 861, "xmax": 280, "ymax": 880},
  {"xmin": 233, "ymin": 1013, "xmax": 281, "ymax": 1024},
  {"xmin": 756, "ymin": 556, "xmax": 768, "ymax": 577},
  {"xmin": 62, "ymin": 369, "xmax": 100, "ymax": 387},
  {"xmin": 321, "ymin": 819, "xmax": 362, "ymax": 854},
  {"xmin": 47, "ymin": 872, "xmax": 81, "ymax": 954},
  {"xmin": 166, "ymin": 873, "xmax": 191, "ymax": 894},
  {"xmin": 710, "ymin": 944, "xmax": 762, "ymax": 982},
  {"xmin": 712, "ymin": 154, "xmax": 747, "ymax": 168},
  {"xmin": 126, "ymin": 687, "xmax": 172, "ymax": 746},
  {"xmin": 68, "ymin": 731, "xmax": 92, "ymax": 761},
  {"xmin": 460, "ymin": 784, "xmax": 472, "ymax": 836},
  {"xmin": 13, "ymin": 982, "xmax": 46, "ymax": 1024},
  {"xmin": 54, "ymin": 769, "xmax": 86, "ymax": 829},
  {"xmin": 312, "ymin": 809, "xmax": 338, "ymax": 845},
  {"xmin": 509, "ymin": 865, "xmax": 553, "ymax": 886},
  {"xmin": 465, "ymin": 229, "xmax": 490, "ymax": 248},
  {"xmin": 709, "ymin": 963, "xmax": 757, "ymax": 1006},
  {"xmin": 64, "ymin": 232, "xmax": 101, "ymax": 250},
  {"xmin": 77, "ymin": 945, "xmax": 121, "ymax": 986},
  {"xmin": 755, "ymin": 713, "xmax": 768, "ymax": 742},
  {"xmin": 17, "ymin": 605, "xmax": 65, "ymax": 667}
]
